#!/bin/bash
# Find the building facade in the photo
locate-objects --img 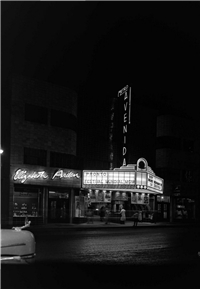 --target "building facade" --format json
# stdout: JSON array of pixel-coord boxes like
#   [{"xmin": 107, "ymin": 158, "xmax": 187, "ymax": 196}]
[
  {"xmin": 156, "ymin": 114, "xmax": 200, "ymax": 222},
  {"xmin": 1, "ymin": 75, "xmax": 82, "ymax": 226}
]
